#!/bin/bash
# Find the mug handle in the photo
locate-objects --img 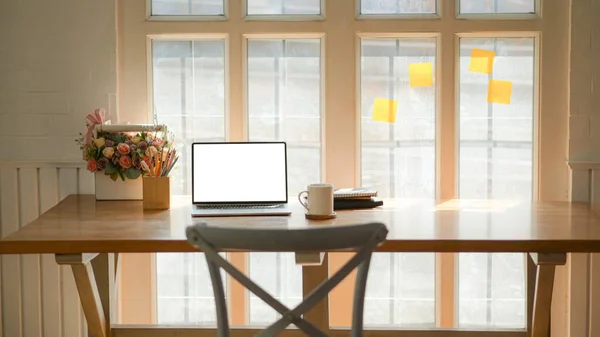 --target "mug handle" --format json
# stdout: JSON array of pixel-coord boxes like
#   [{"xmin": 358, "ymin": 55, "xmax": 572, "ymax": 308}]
[{"xmin": 297, "ymin": 190, "xmax": 309, "ymax": 212}]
